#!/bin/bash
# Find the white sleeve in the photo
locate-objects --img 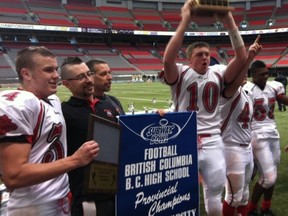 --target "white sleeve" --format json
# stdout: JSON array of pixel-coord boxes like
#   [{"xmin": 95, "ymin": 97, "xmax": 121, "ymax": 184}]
[
  {"xmin": 210, "ymin": 64, "xmax": 227, "ymax": 77},
  {"xmin": 271, "ymin": 80, "xmax": 285, "ymax": 95},
  {"xmin": 0, "ymin": 90, "xmax": 42, "ymax": 139}
]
